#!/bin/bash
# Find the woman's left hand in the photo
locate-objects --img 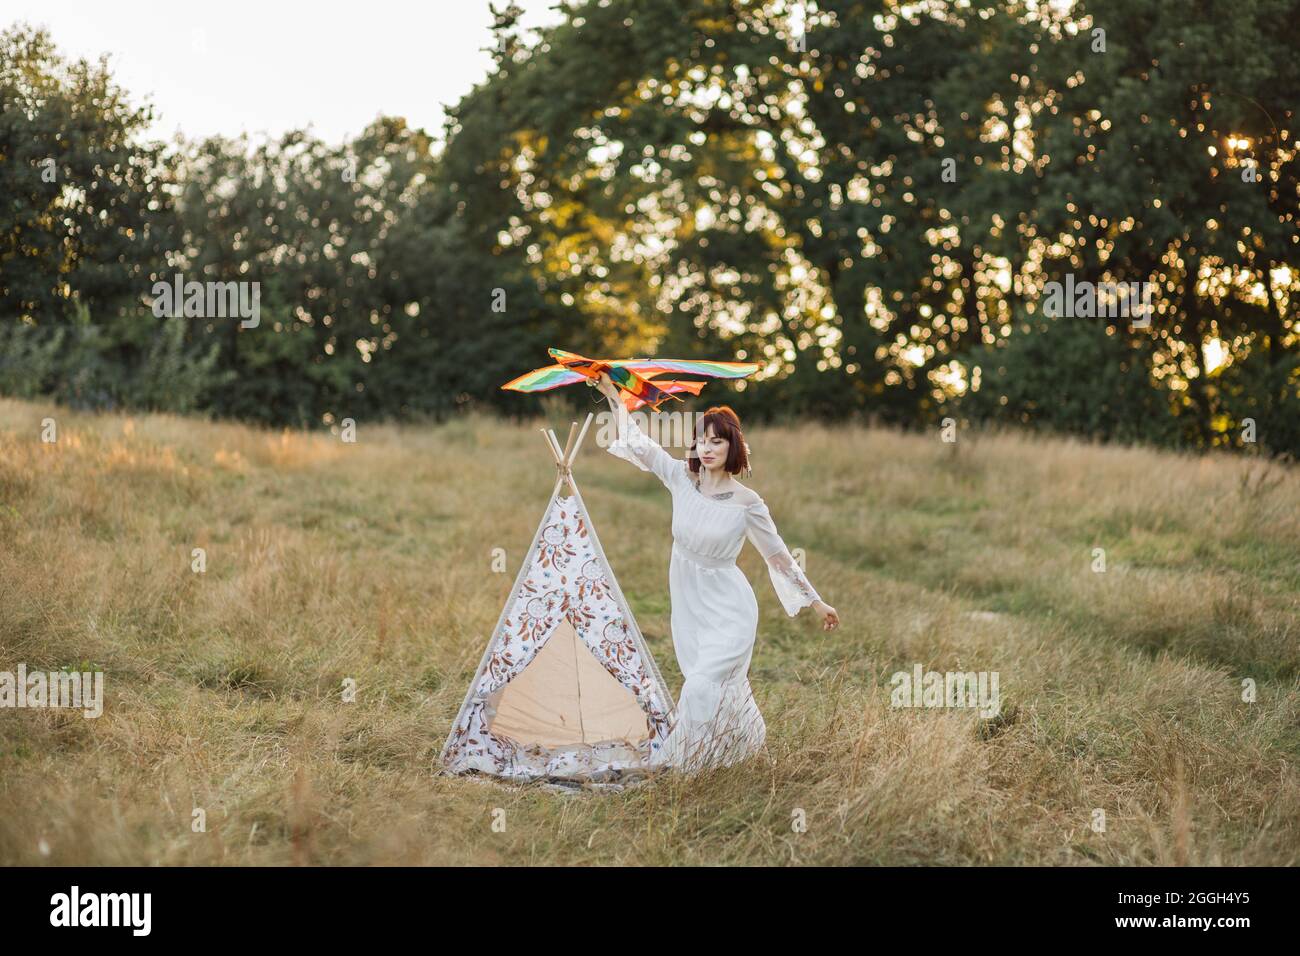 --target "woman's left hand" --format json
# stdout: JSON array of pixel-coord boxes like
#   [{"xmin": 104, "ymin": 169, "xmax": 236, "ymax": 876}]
[{"xmin": 812, "ymin": 600, "xmax": 839, "ymax": 631}]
